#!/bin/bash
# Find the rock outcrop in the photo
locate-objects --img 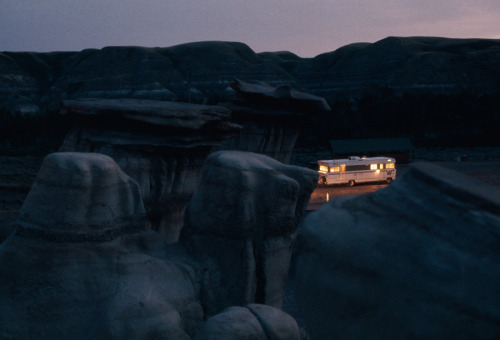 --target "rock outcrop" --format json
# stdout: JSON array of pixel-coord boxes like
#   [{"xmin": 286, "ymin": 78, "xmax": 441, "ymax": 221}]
[
  {"xmin": 2, "ymin": 37, "xmax": 500, "ymax": 116},
  {"xmin": 16, "ymin": 152, "xmax": 145, "ymax": 241},
  {"xmin": 194, "ymin": 304, "xmax": 300, "ymax": 340},
  {"xmin": 0, "ymin": 53, "xmax": 39, "ymax": 115},
  {"xmin": 0, "ymin": 42, "xmax": 296, "ymax": 116},
  {"xmin": 292, "ymin": 162, "xmax": 500, "ymax": 339},
  {"xmin": 0, "ymin": 151, "xmax": 309, "ymax": 339},
  {"xmin": 59, "ymin": 98, "xmax": 241, "ymax": 243},
  {"xmin": 0, "ymin": 152, "xmax": 203, "ymax": 338},
  {"xmin": 0, "ymin": 156, "xmax": 42, "ymax": 243},
  {"xmin": 3, "ymin": 38, "xmax": 500, "ymax": 154},
  {"xmin": 182, "ymin": 151, "xmax": 317, "ymax": 315},
  {"xmin": 289, "ymin": 36, "xmax": 500, "ymax": 98},
  {"xmin": 217, "ymin": 79, "xmax": 330, "ymax": 163}
]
